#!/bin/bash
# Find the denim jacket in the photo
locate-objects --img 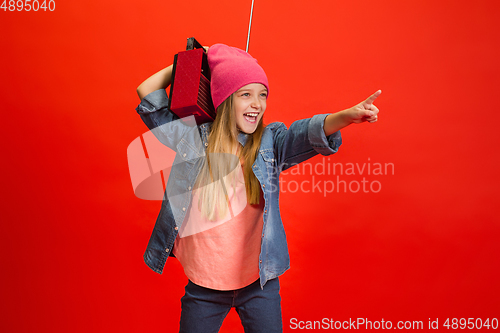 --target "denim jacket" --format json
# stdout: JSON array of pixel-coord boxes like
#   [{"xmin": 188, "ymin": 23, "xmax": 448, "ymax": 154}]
[{"xmin": 136, "ymin": 89, "xmax": 342, "ymax": 289}]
